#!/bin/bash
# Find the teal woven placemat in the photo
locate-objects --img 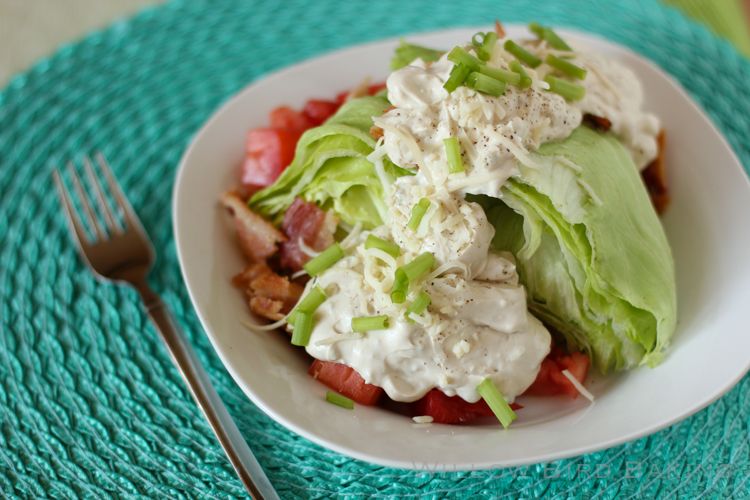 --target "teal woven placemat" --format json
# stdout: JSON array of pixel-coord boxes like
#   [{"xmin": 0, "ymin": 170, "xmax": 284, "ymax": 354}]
[{"xmin": 1, "ymin": 0, "xmax": 749, "ymax": 498}]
